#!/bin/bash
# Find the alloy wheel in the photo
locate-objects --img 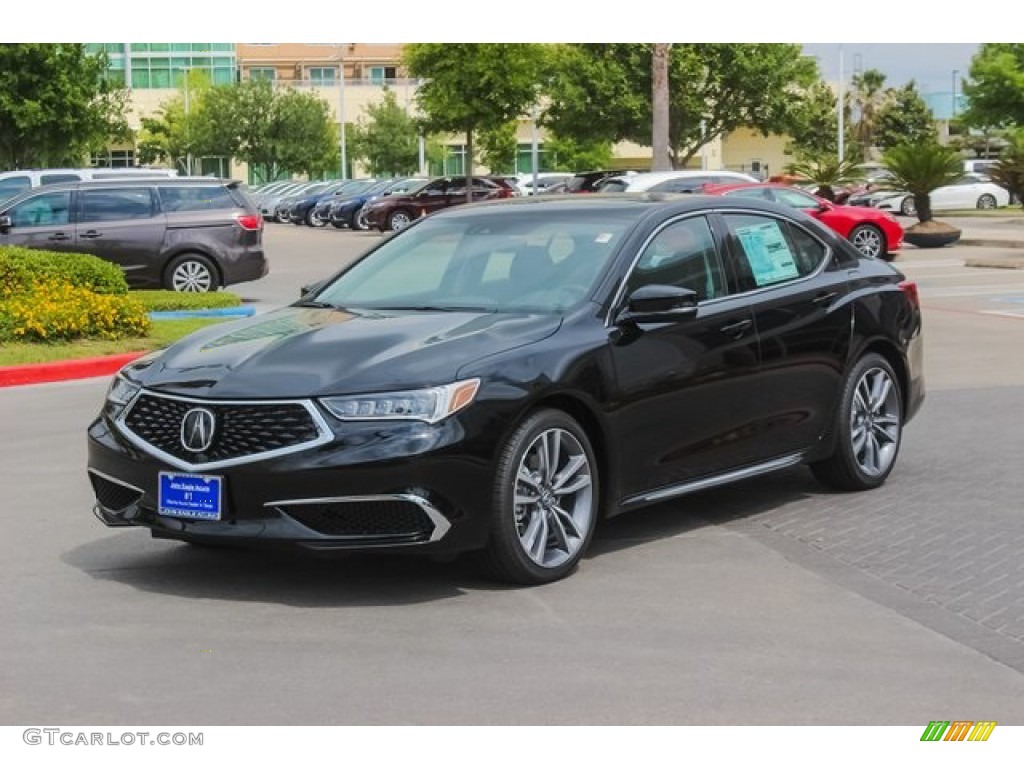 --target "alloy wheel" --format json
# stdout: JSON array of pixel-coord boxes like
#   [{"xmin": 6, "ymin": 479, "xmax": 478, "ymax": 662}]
[
  {"xmin": 513, "ymin": 428, "xmax": 594, "ymax": 568},
  {"xmin": 850, "ymin": 226, "xmax": 883, "ymax": 258},
  {"xmin": 389, "ymin": 211, "xmax": 412, "ymax": 231},
  {"xmin": 849, "ymin": 367, "xmax": 901, "ymax": 477},
  {"xmin": 172, "ymin": 260, "xmax": 213, "ymax": 293}
]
